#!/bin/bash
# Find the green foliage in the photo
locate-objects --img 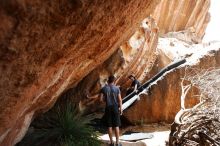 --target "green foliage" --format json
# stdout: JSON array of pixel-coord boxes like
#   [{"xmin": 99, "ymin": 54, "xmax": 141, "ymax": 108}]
[{"xmin": 19, "ymin": 103, "xmax": 101, "ymax": 146}]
